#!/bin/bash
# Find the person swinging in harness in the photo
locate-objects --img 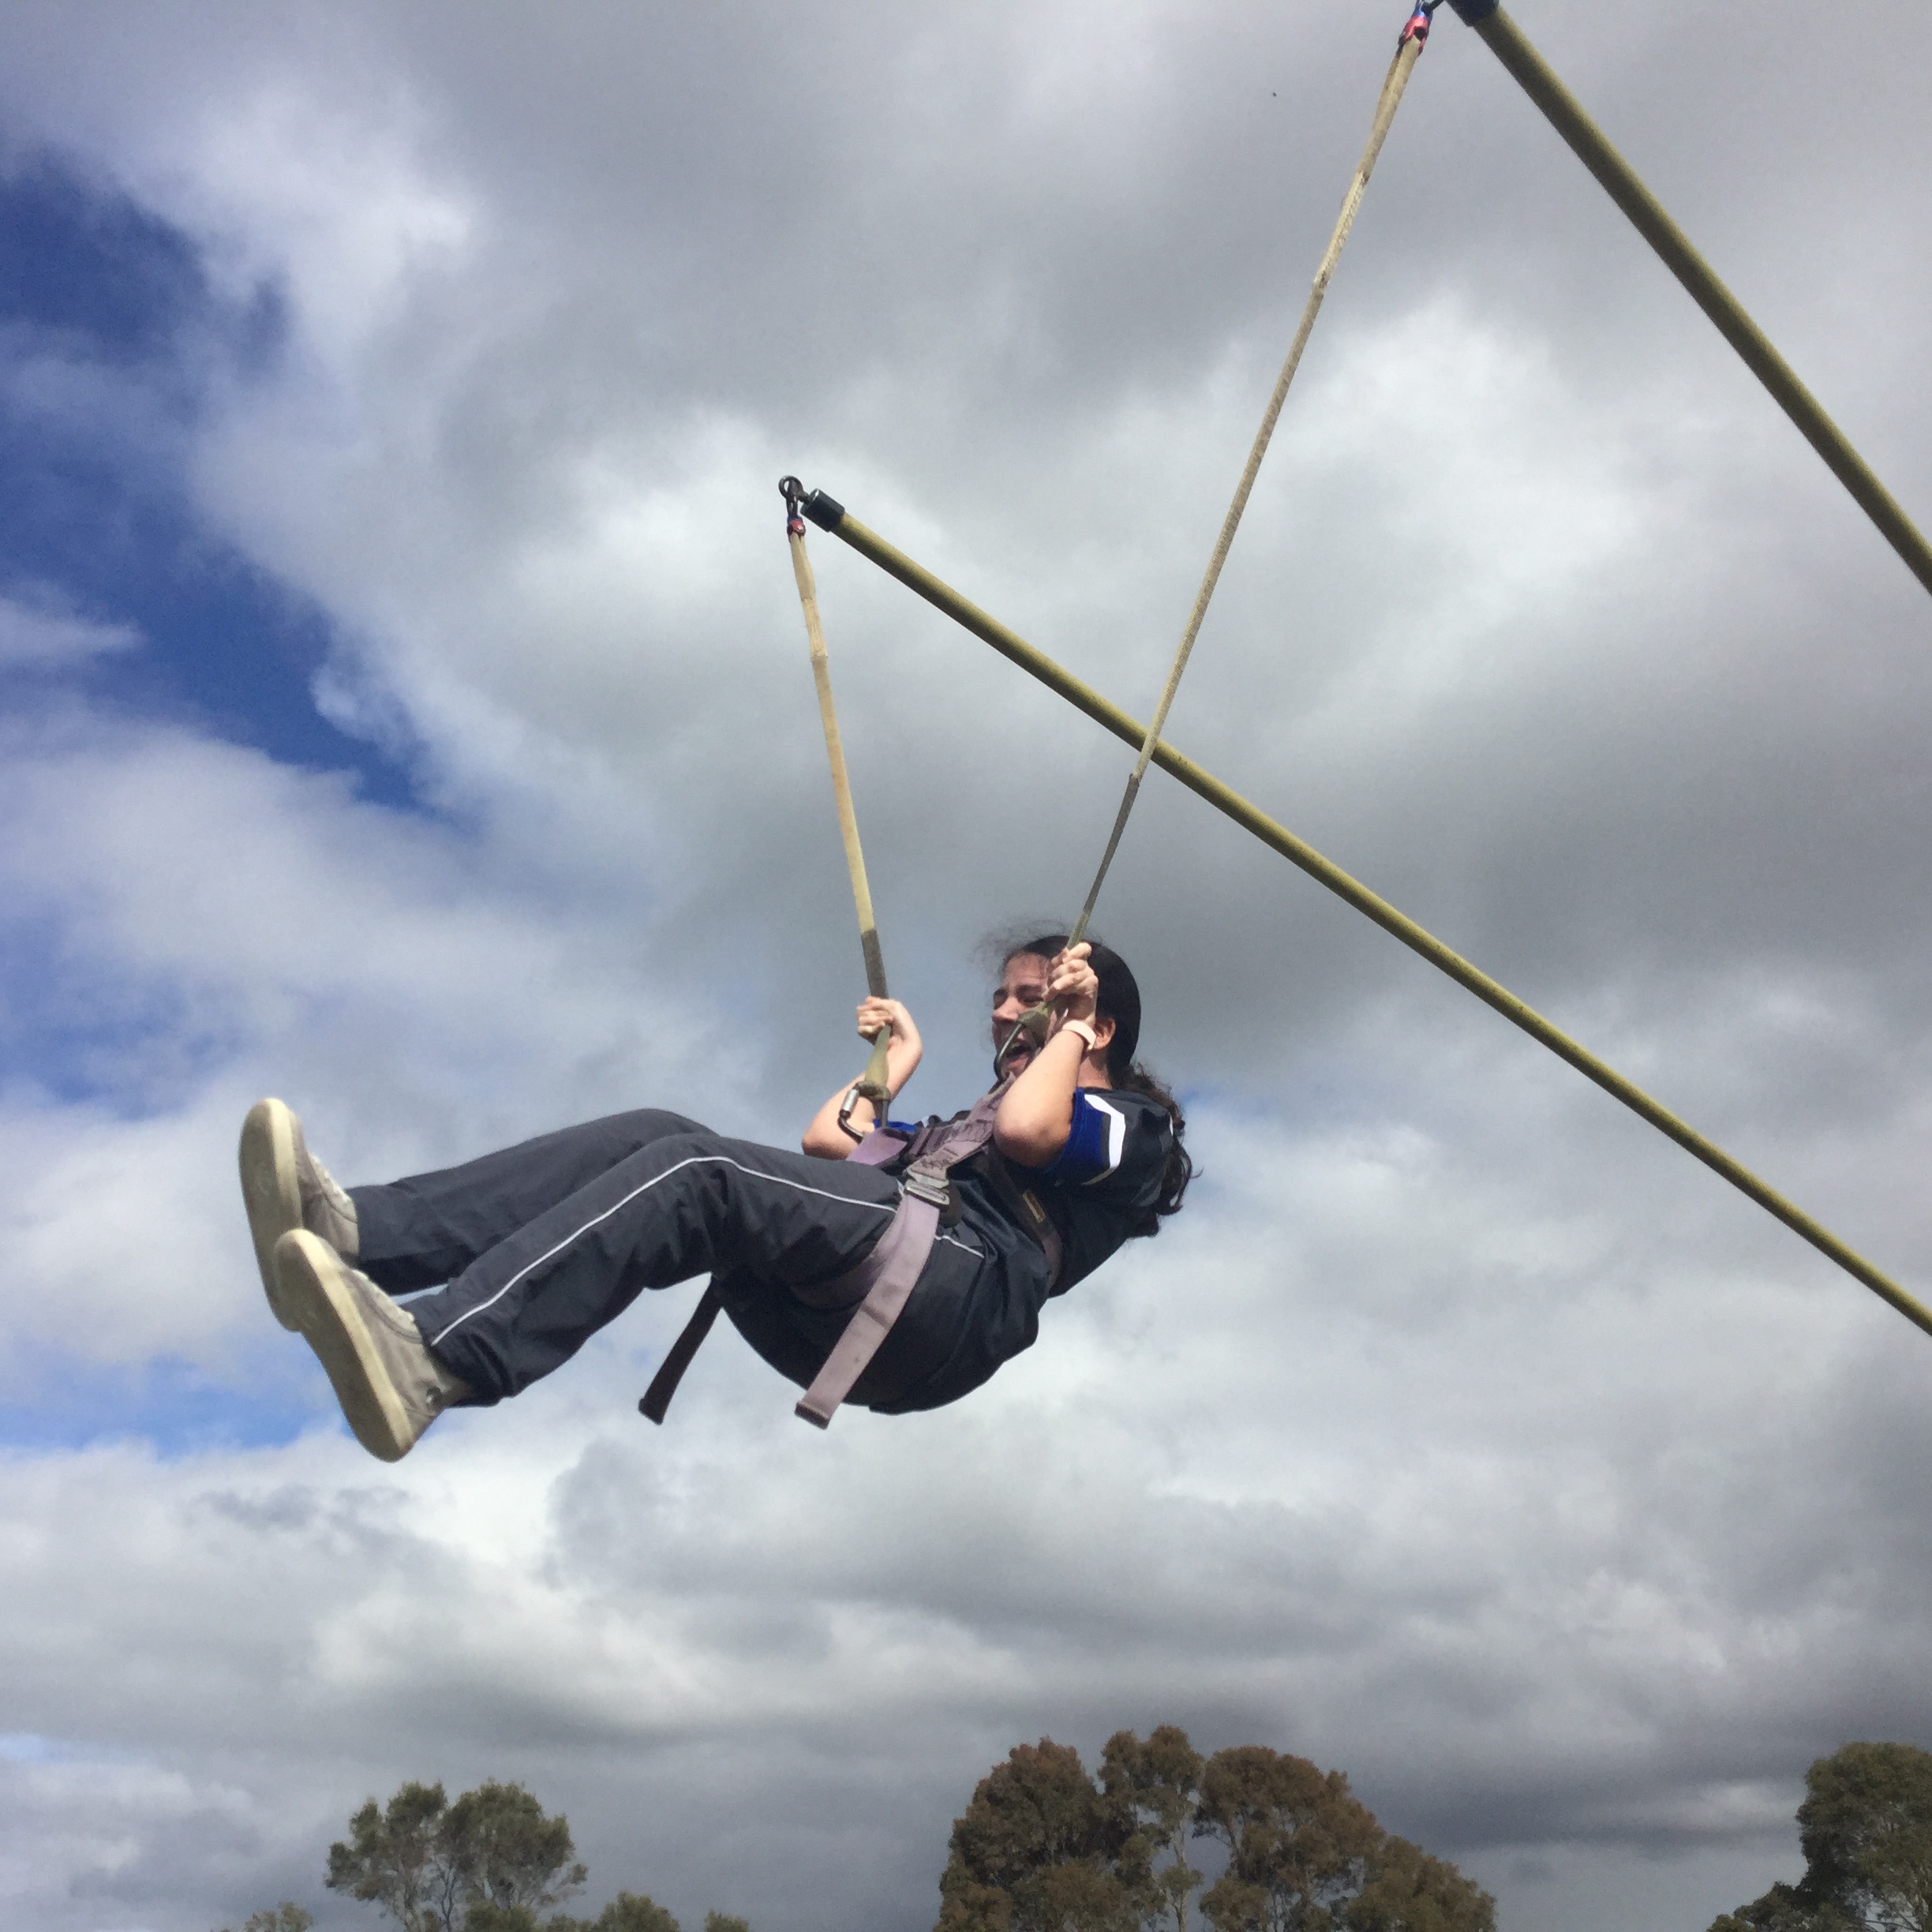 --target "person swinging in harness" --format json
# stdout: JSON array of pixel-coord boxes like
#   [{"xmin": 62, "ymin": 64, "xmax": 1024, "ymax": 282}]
[{"xmin": 242, "ymin": 934, "xmax": 1193, "ymax": 1461}]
